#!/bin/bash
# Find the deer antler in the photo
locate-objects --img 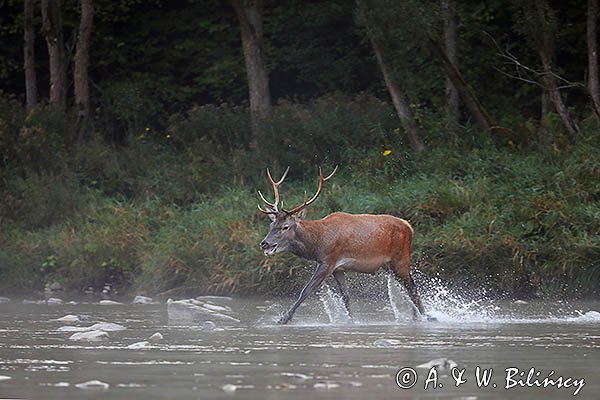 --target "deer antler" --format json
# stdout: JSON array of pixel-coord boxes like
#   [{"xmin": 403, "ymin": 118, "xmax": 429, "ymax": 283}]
[
  {"xmin": 257, "ymin": 166, "xmax": 290, "ymax": 214},
  {"xmin": 284, "ymin": 166, "xmax": 337, "ymax": 216}
]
